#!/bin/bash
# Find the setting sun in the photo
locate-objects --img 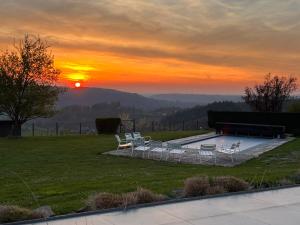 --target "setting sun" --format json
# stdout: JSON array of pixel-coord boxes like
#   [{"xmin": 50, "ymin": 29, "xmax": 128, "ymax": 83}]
[{"xmin": 74, "ymin": 82, "xmax": 81, "ymax": 88}]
